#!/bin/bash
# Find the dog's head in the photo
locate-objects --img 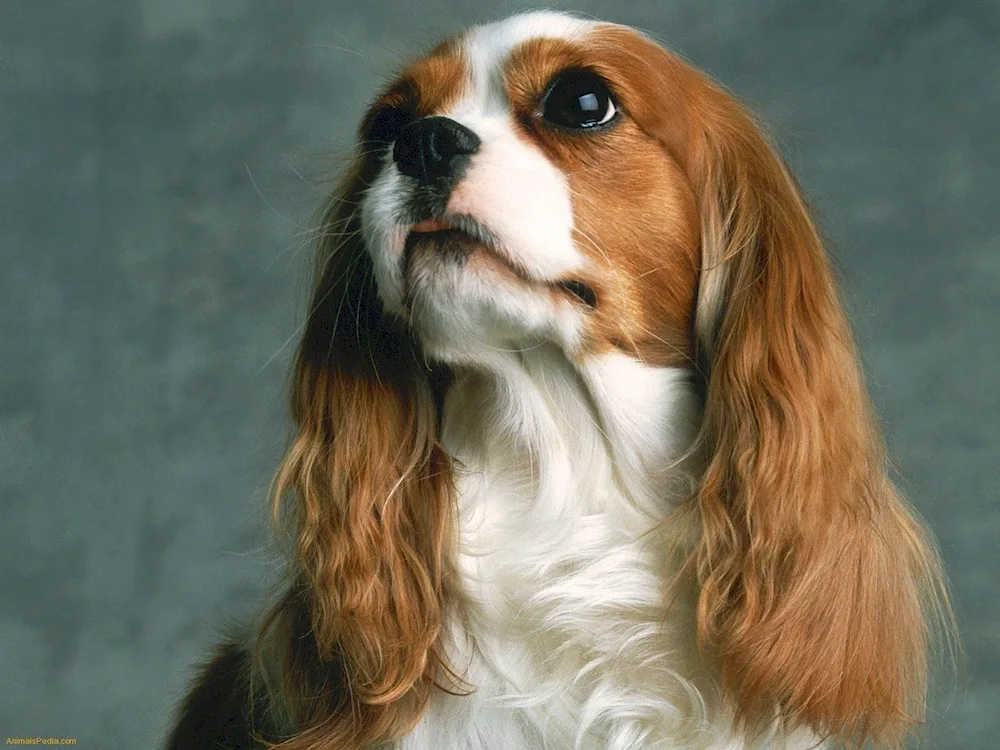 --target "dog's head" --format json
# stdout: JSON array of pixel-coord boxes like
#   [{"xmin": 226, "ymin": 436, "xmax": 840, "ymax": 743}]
[
  {"xmin": 359, "ymin": 12, "xmax": 698, "ymax": 369},
  {"xmin": 266, "ymin": 12, "xmax": 950, "ymax": 748}
]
